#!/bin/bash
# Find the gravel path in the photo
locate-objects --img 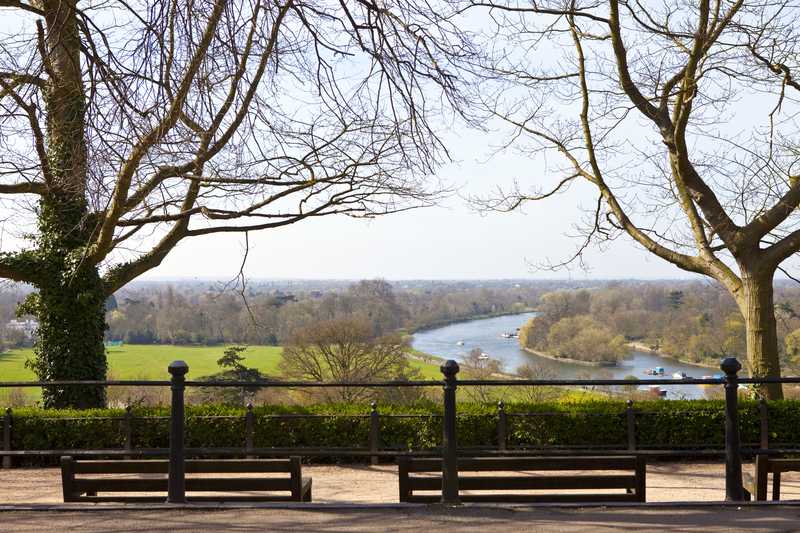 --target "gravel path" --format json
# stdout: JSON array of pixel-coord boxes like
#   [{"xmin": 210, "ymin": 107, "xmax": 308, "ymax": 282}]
[{"xmin": 2, "ymin": 460, "xmax": 799, "ymax": 504}]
